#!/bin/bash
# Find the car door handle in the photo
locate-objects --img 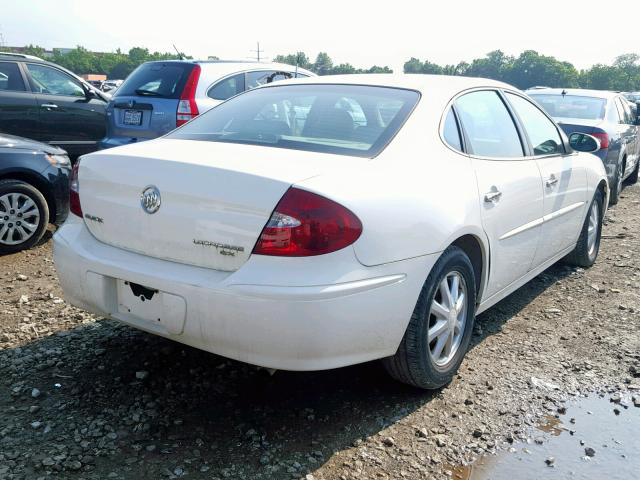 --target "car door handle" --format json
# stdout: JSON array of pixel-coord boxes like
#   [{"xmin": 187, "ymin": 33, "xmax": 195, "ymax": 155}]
[
  {"xmin": 484, "ymin": 189, "xmax": 502, "ymax": 203},
  {"xmin": 546, "ymin": 175, "xmax": 558, "ymax": 188},
  {"xmin": 41, "ymin": 103, "xmax": 58, "ymax": 109}
]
